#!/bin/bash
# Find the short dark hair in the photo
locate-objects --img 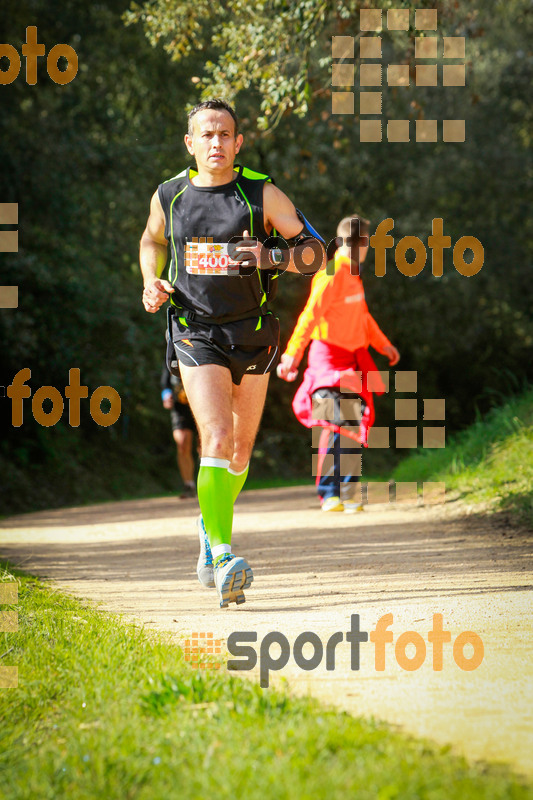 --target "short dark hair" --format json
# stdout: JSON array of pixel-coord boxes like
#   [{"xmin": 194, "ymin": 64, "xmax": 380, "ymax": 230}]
[
  {"xmin": 187, "ymin": 99, "xmax": 239, "ymax": 137},
  {"xmin": 337, "ymin": 215, "xmax": 370, "ymax": 247}
]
